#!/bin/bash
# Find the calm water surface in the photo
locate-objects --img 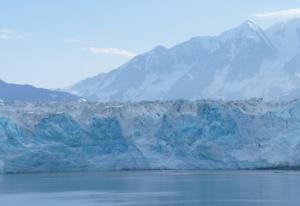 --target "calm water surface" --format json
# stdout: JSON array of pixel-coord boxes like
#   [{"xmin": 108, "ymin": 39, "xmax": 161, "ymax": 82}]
[{"xmin": 1, "ymin": 170, "xmax": 300, "ymax": 206}]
